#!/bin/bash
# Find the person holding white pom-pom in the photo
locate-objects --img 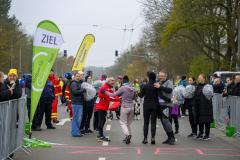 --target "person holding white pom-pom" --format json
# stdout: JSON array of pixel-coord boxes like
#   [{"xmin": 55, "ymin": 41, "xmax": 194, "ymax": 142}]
[
  {"xmin": 184, "ymin": 77, "xmax": 197, "ymax": 138},
  {"xmin": 193, "ymin": 74, "xmax": 213, "ymax": 141}
]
